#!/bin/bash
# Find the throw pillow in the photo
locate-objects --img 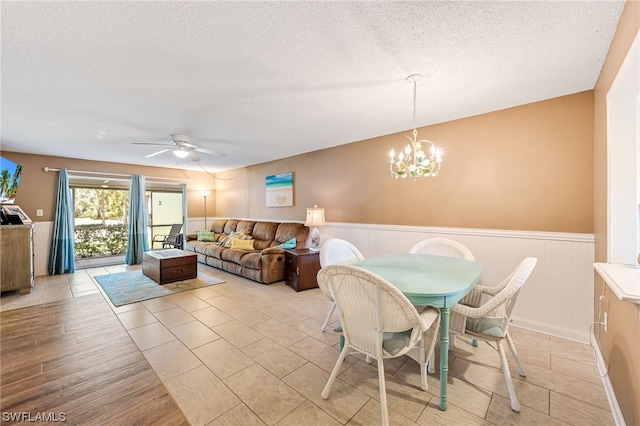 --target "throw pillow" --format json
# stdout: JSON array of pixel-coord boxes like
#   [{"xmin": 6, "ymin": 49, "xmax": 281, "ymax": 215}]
[
  {"xmin": 196, "ymin": 230, "xmax": 216, "ymax": 242},
  {"xmin": 223, "ymin": 231, "xmax": 252, "ymax": 248},
  {"xmin": 230, "ymin": 239, "xmax": 255, "ymax": 251},
  {"xmin": 274, "ymin": 238, "xmax": 296, "ymax": 249}
]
